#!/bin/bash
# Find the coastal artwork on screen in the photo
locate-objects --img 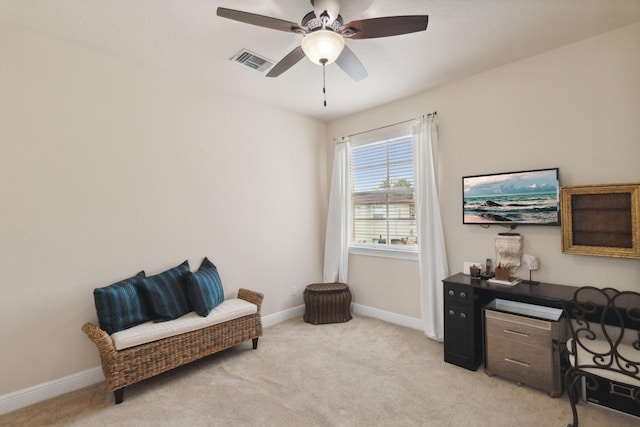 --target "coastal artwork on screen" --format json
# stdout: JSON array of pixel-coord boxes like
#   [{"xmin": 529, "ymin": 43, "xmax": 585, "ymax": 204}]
[{"xmin": 463, "ymin": 168, "xmax": 560, "ymax": 225}]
